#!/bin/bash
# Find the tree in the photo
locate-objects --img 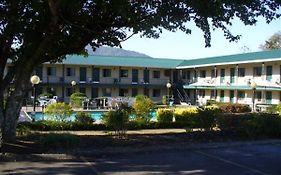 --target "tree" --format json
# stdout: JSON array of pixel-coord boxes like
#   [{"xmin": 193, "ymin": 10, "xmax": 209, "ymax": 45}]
[
  {"xmin": 0, "ymin": 0, "xmax": 281, "ymax": 146},
  {"xmin": 260, "ymin": 32, "xmax": 281, "ymax": 50},
  {"xmin": 132, "ymin": 95, "xmax": 155, "ymax": 123}
]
